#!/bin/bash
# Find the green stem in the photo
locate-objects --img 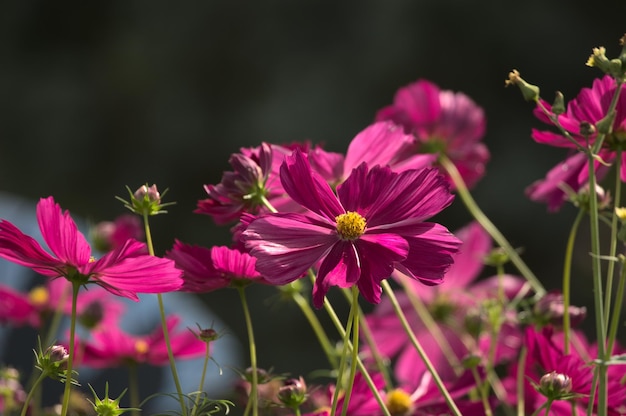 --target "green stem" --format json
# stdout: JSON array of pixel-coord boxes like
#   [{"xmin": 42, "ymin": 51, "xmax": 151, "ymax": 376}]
[
  {"xmin": 143, "ymin": 212, "xmax": 187, "ymax": 416},
  {"xmin": 339, "ymin": 287, "xmax": 360, "ymax": 416},
  {"xmin": 603, "ymin": 148, "xmax": 622, "ymax": 329},
  {"xmin": 470, "ymin": 366, "xmax": 493, "ymax": 416},
  {"xmin": 586, "ymin": 154, "xmax": 608, "ymax": 416},
  {"xmin": 292, "ymin": 290, "xmax": 339, "ymax": 370},
  {"xmin": 516, "ymin": 344, "xmax": 527, "ymax": 416},
  {"xmin": 439, "ymin": 155, "xmax": 545, "ymax": 298},
  {"xmin": 60, "ymin": 282, "xmax": 80, "ymax": 416},
  {"xmin": 21, "ymin": 372, "xmax": 47, "ymax": 416},
  {"xmin": 321, "ymin": 295, "xmax": 391, "ymax": 416},
  {"xmin": 340, "ymin": 287, "xmax": 393, "ymax": 389},
  {"xmin": 381, "ymin": 280, "xmax": 461, "ymax": 416},
  {"xmin": 129, "ymin": 363, "xmax": 140, "ymax": 416},
  {"xmin": 607, "ymin": 258, "xmax": 626, "ymax": 356},
  {"xmin": 191, "ymin": 344, "xmax": 211, "ymax": 416},
  {"xmin": 329, "ymin": 297, "xmax": 355, "ymax": 416},
  {"xmin": 237, "ymin": 286, "xmax": 258, "ymax": 416},
  {"xmin": 562, "ymin": 209, "xmax": 584, "ymax": 354}
]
